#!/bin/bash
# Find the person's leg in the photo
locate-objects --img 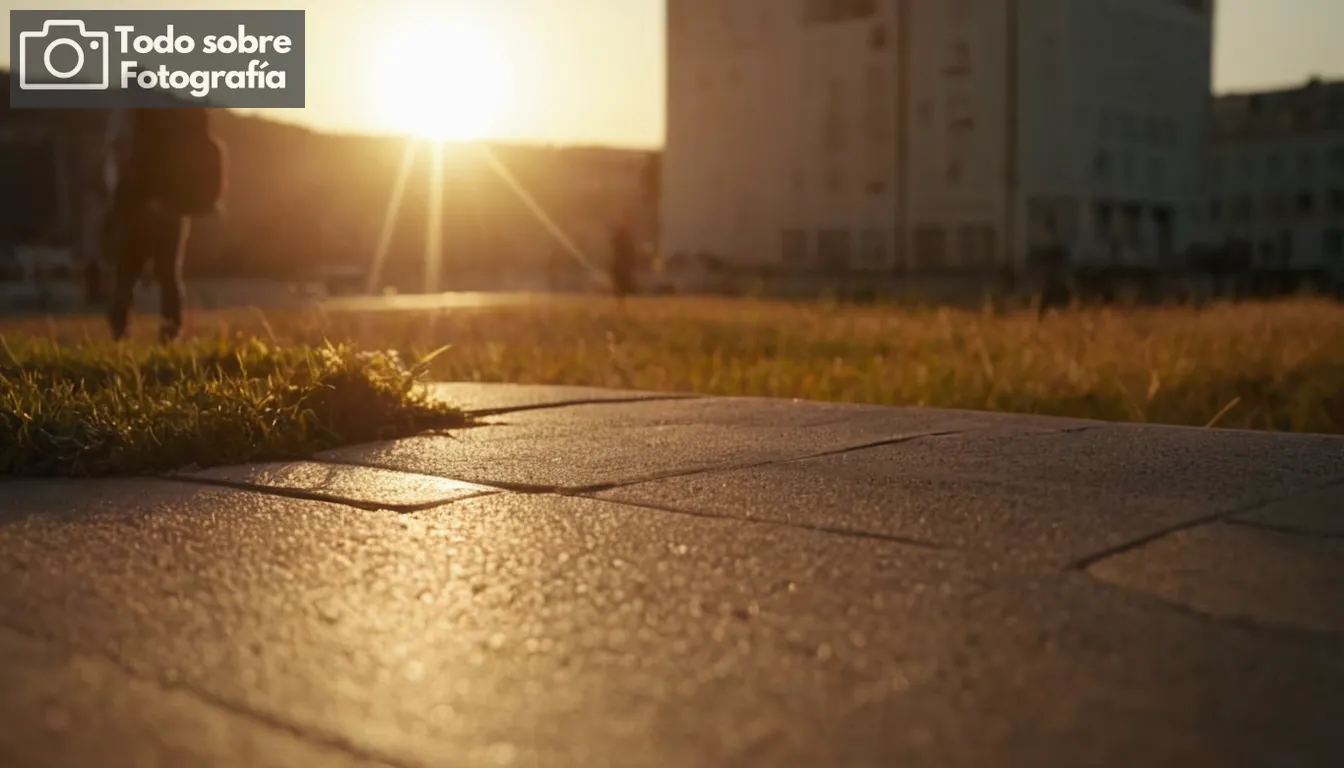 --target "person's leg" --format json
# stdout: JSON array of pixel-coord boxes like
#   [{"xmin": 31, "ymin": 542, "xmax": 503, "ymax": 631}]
[
  {"xmin": 150, "ymin": 208, "xmax": 190, "ymax": 343},
  {"xmin": 106, "ymin": 204, "xmax": 149, "ymax": 341}
]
